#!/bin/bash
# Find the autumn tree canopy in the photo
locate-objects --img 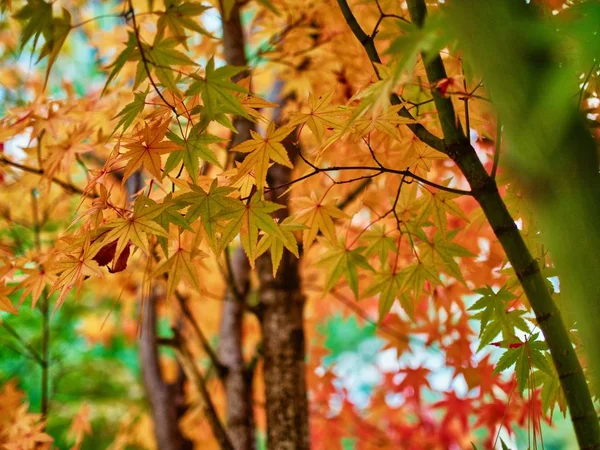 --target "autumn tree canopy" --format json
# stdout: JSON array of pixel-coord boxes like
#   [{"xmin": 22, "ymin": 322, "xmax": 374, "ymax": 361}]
[{"xmin": 1, "ymin": 0, "xmax": 600, "ymax": 449}]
